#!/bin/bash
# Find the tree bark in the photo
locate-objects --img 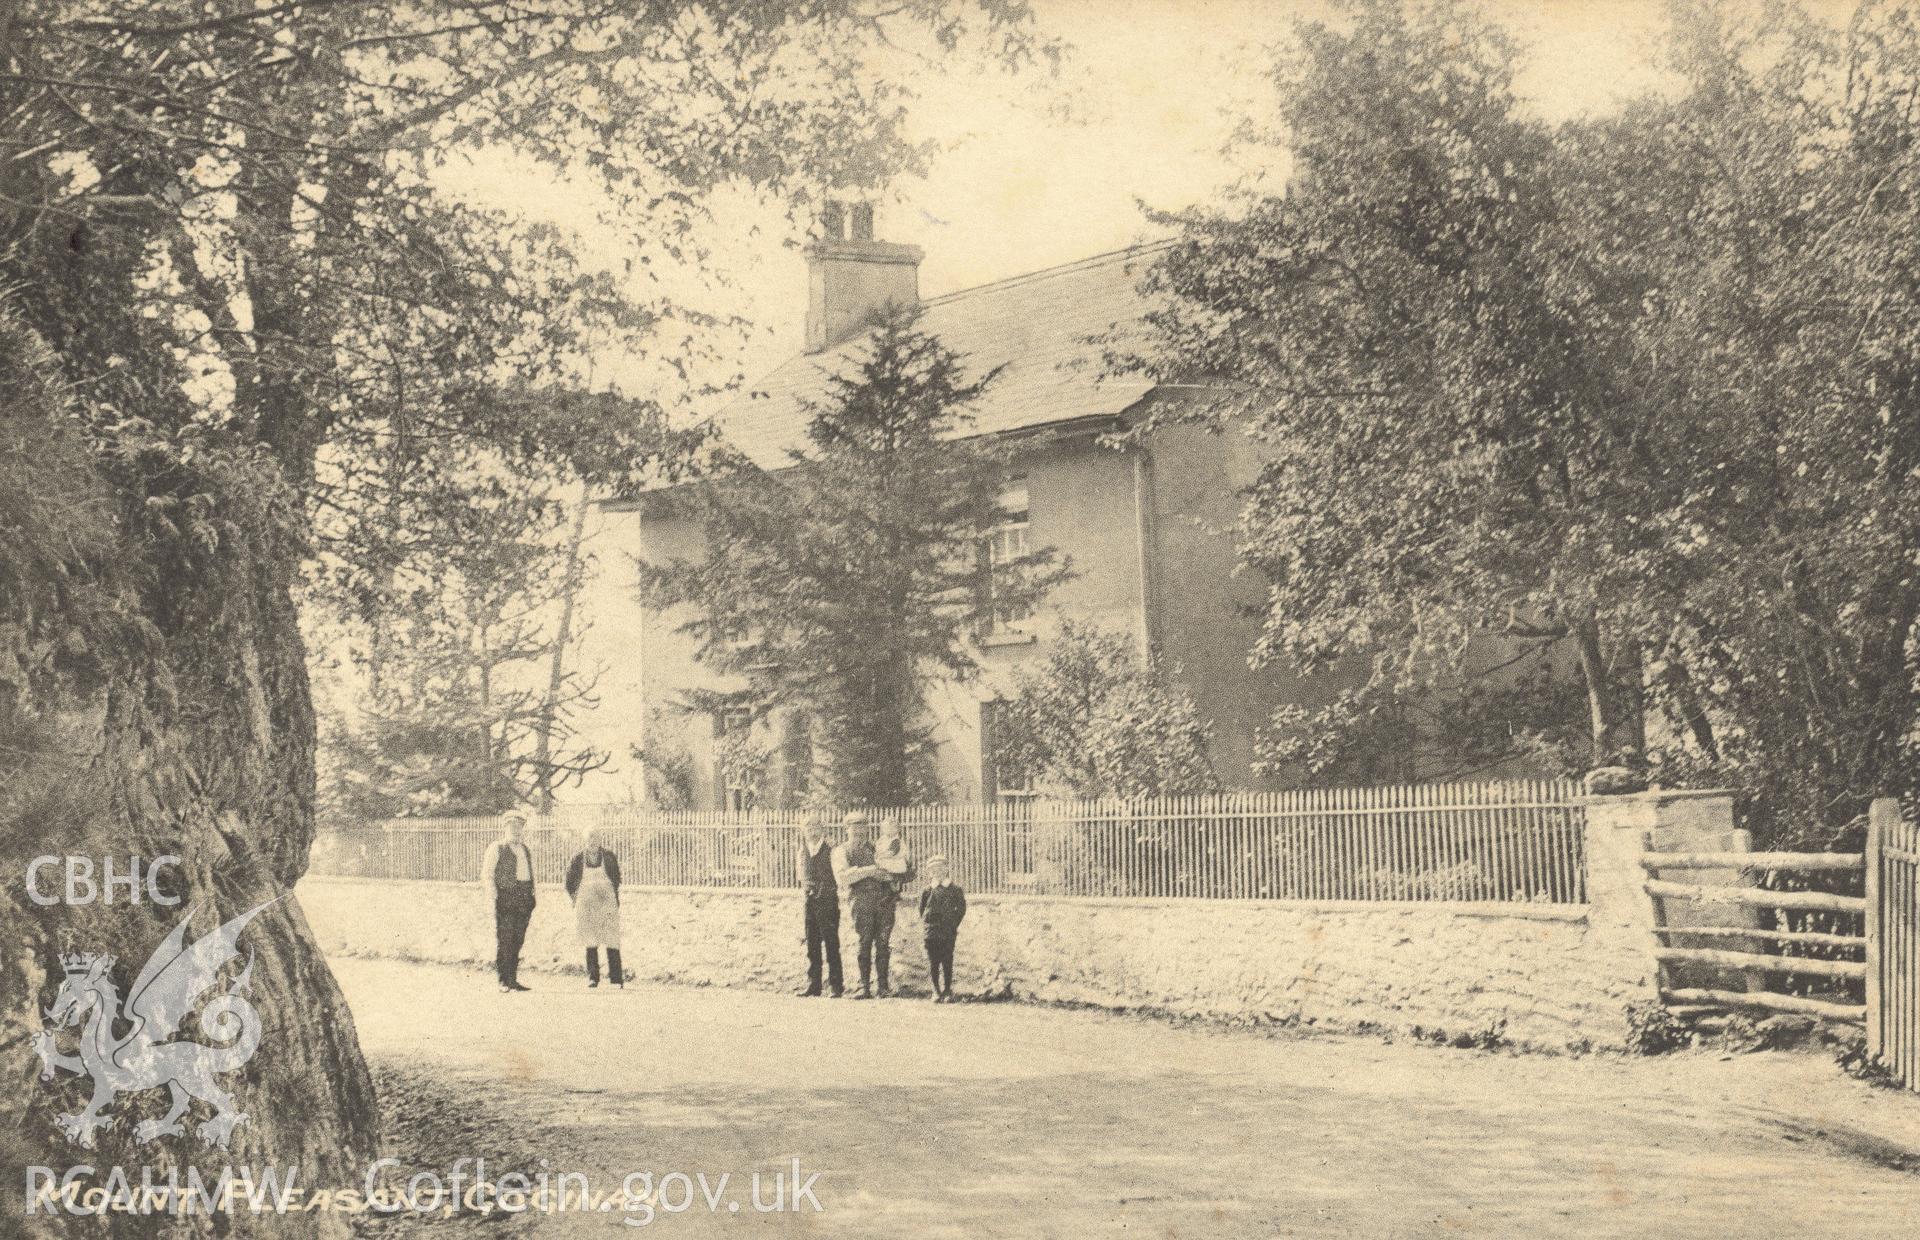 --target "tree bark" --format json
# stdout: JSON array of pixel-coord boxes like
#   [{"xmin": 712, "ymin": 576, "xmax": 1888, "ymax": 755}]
[
  {"xmin": 1663, "ymin": 658, "xmax": 1721, "ymax": 759},
  {"xmin": 4, "ymin": 511, "xmax": 379, "ymax": 1239},
  {"xmin": 1572, "ymin": 615, "xmax": 1641, "ymax": 765}
]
